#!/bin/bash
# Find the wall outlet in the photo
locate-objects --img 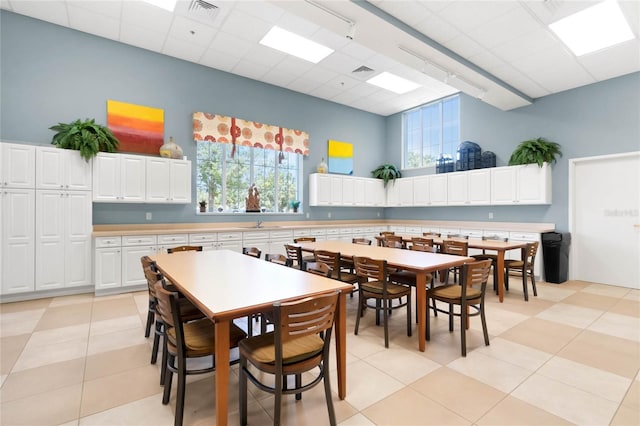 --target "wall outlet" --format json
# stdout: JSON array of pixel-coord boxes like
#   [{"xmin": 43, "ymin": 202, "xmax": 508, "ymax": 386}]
[
  {"xmin": 328, "ymin": 212, "xmax": 331, "ymax": 218},
  {"xmin": 146, "ymin": 212, "xmax": 152, "ymax": 220},
  {"xmin": 488, "ymin": 212, "xmax": 494, "ymax": 219}
]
